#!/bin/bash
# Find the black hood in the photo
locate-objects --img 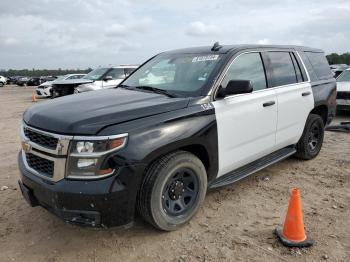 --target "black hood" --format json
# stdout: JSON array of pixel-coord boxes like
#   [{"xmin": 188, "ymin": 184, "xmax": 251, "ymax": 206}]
[{"xmin": 24, "ymin": 89, "xmax": 190, "ymax": 135}]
